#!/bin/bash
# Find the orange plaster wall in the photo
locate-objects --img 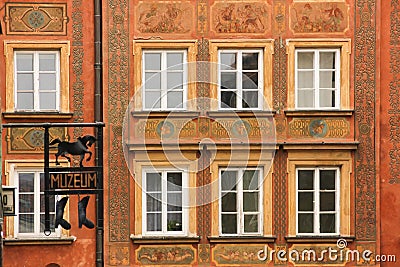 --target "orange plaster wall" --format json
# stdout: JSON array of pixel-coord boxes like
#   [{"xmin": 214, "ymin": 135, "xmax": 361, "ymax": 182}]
[
  {"xmin": 379, "ymin": 0, "xmax": 400, "ymax": 265},
  {"xmin": 0, "ymin": 0, "xmax": 98, "ymax": 266}
]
